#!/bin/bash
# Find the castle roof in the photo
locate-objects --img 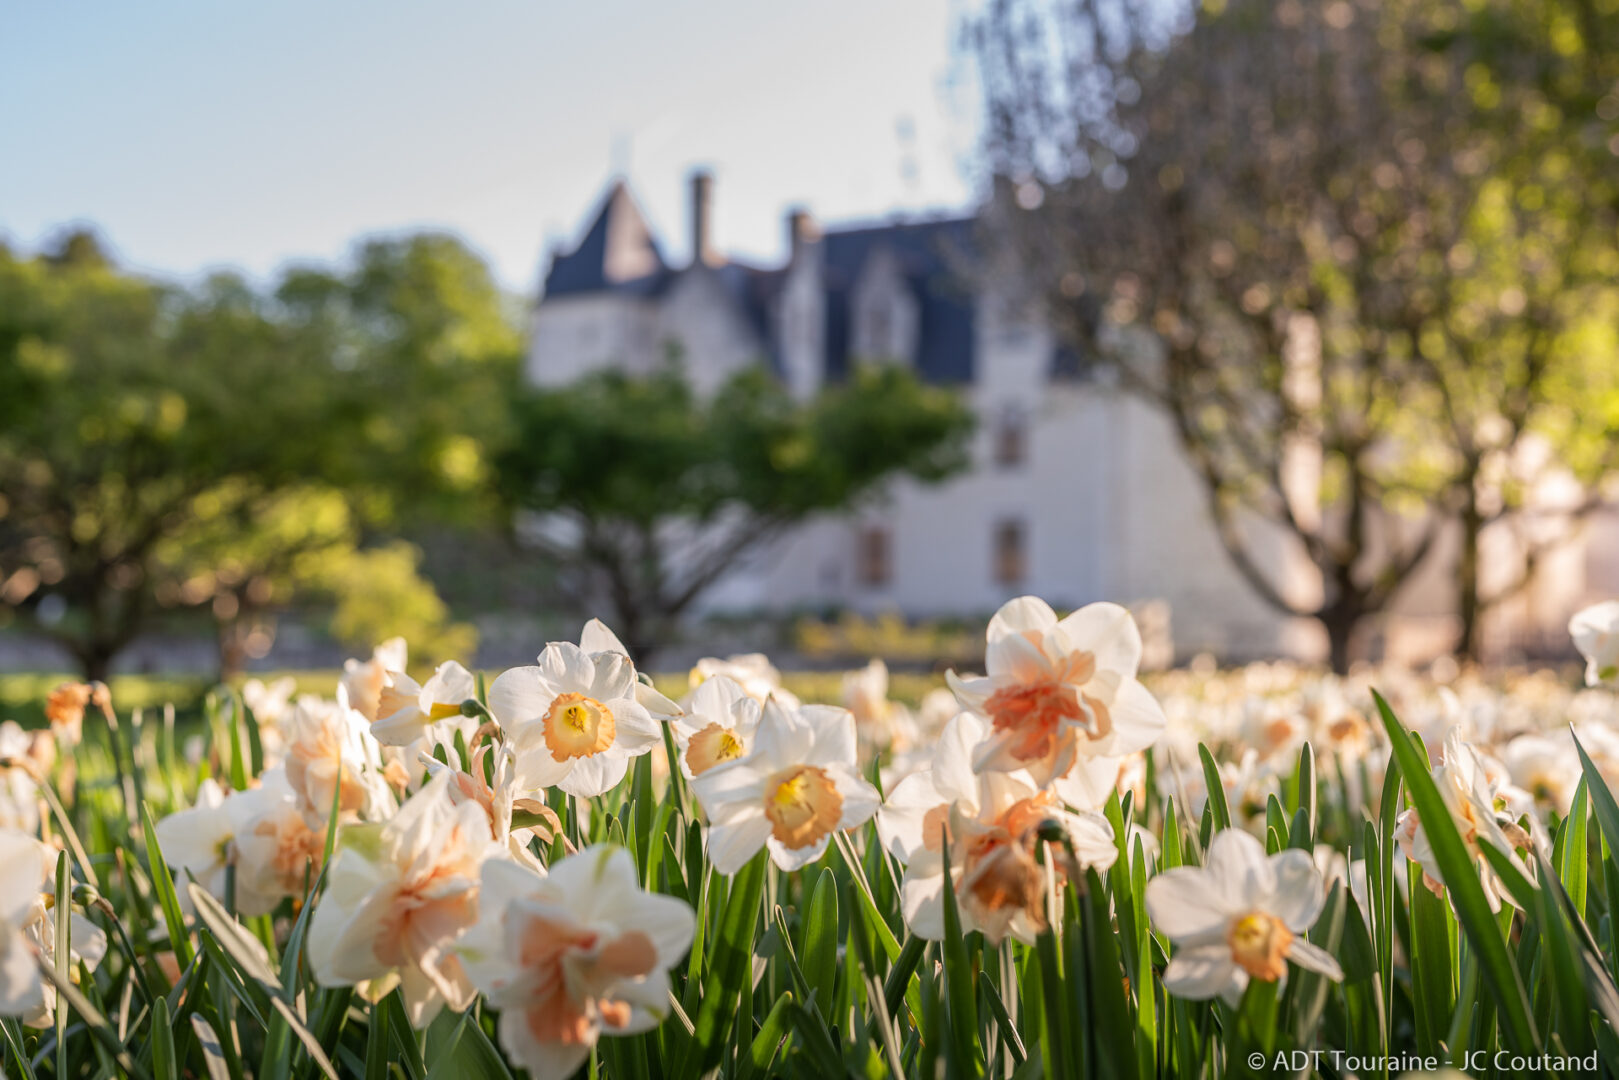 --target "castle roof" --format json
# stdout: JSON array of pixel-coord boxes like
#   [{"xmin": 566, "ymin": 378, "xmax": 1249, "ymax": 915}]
[{"xmin": 541, "ymin": 180, "xmax": 978, "ymax": 384}]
